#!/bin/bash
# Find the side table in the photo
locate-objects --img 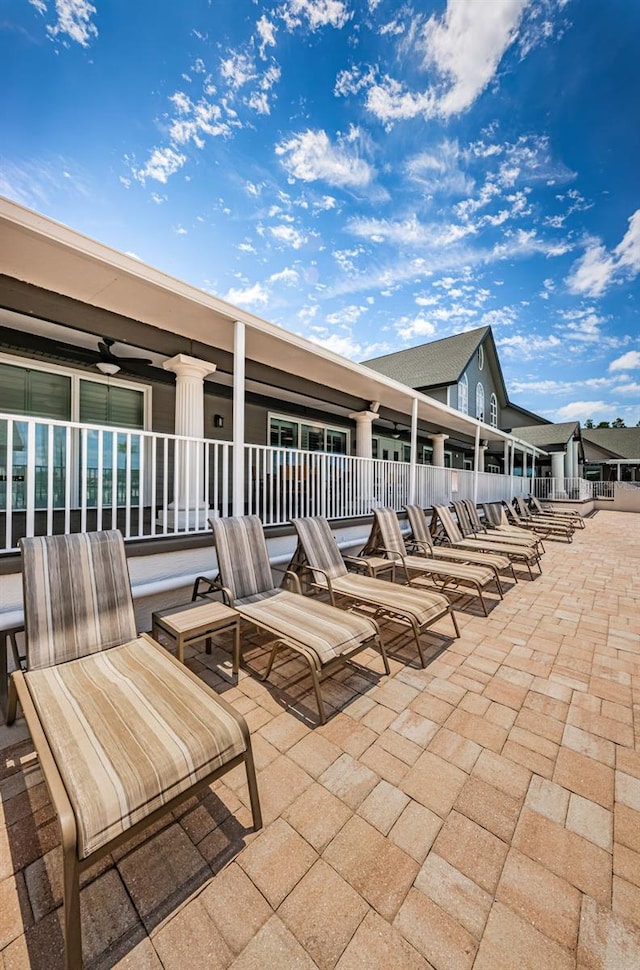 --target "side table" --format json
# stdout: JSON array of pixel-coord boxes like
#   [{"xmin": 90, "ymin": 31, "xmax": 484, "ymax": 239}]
[{"xmin": 152, "ymin": 600, "xmax": 241, "ymax": 673}]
